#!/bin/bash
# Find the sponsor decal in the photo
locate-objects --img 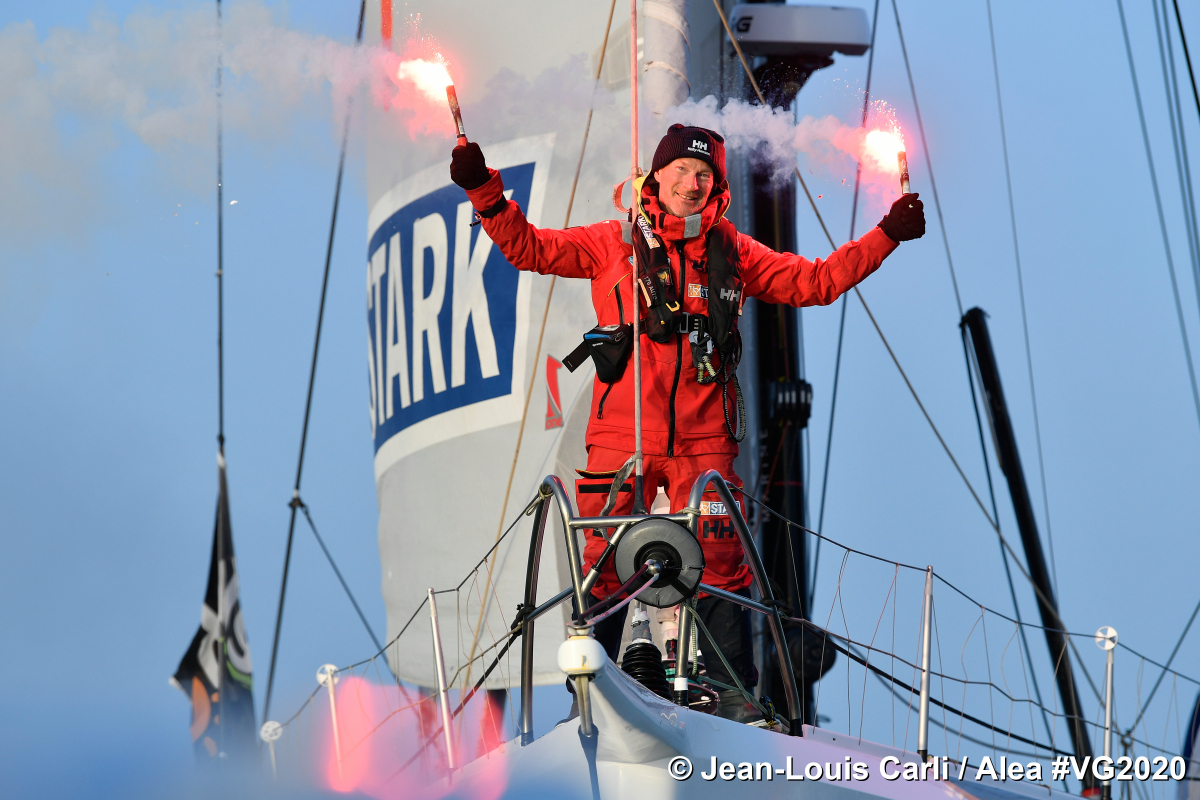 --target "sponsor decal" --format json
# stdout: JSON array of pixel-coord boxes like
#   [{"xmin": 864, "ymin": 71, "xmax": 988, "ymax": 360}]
[
  {"xmin": 366, "ymin": 135, "xmax": 553, "ymax": 477},
  {"xmin": 701, "ymin": 518, "xmax": 736, "ymax": 539},
  {"xmin": 635, "ymin": 215, "xmax": 661, "ymax": 248},
  {"xmin": 687, "ymin": 283, "xmax": 708, "ymax": 299},
  {"xmin": 699, "ymin": 500, "xmax": 741, "ymax": 516}
]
